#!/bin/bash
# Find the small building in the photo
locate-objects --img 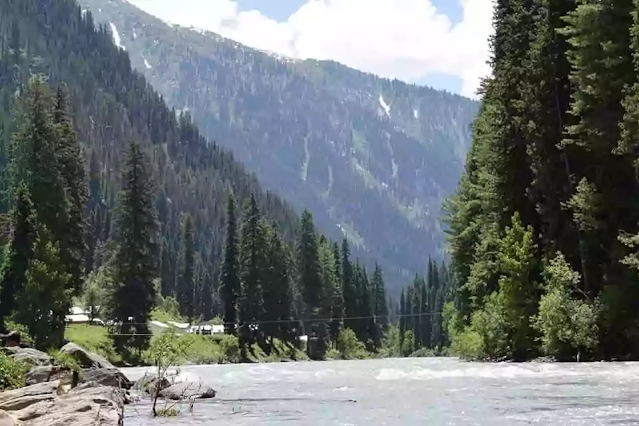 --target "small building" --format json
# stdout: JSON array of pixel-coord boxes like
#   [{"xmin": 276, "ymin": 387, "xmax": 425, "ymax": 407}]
[{"xmin": 66, "ymin": 306, "xmax": 104, "ymax": 326}]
